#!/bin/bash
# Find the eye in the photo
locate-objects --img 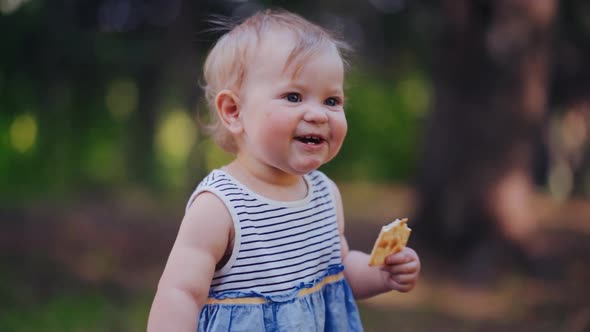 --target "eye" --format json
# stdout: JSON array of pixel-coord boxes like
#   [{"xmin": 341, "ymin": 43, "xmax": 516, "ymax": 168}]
[
  {"xmin": 285, "ymin": 93, "xmax": 302, "ymax": 103},
  {"xmin": 324, "ymin": 97, "xmax": 340, "ymax": 107}
]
